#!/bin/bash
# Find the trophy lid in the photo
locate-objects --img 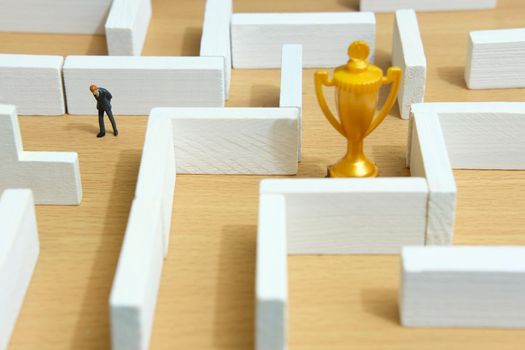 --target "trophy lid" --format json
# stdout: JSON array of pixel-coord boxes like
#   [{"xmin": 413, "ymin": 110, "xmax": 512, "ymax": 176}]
[{"xmin": 332, "ymin": 41, "xmax": 383, "ymax": 90}]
